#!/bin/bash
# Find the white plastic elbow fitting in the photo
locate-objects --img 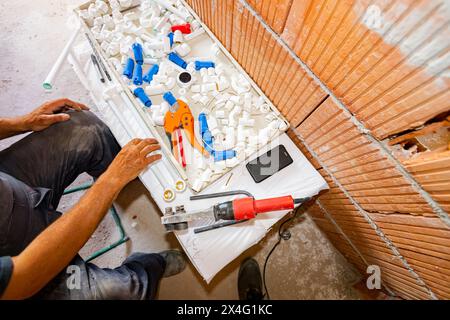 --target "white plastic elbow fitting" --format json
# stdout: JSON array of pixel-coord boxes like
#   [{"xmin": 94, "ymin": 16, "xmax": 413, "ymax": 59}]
[
  {"xmin": 165, "ymin": 77, "xmax": 176, "ymax": 90},
  {"xmin": 153, "ymin": 75, "xmax": 168, "ymax": 83},
  {"xmin": 95, "ymin": 1, "xmax": 109, "ymax": 14},
  {"xmin": 152, "ymin": 114, "xmax": 165, "ymax": 126},
  {"xmin": 145, "ymin": 84, "xmax": 165, "ymax": 96}
]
